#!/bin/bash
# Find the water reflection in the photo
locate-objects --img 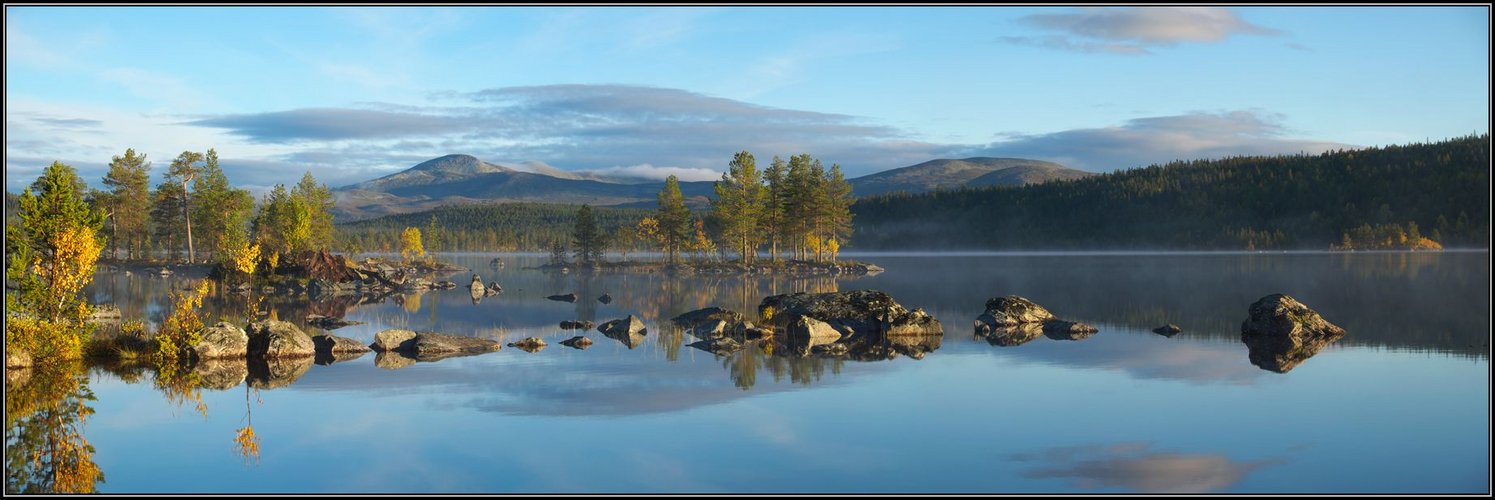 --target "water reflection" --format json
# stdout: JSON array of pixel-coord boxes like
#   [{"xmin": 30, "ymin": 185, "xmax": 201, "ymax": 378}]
[
  {"xmin": 4, "ymin": 361, "xmax": 105, "ymax": 494},
  {"xmin": 1013, "ymin": 442, "xmax": 1284, "ymax": 493}
]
